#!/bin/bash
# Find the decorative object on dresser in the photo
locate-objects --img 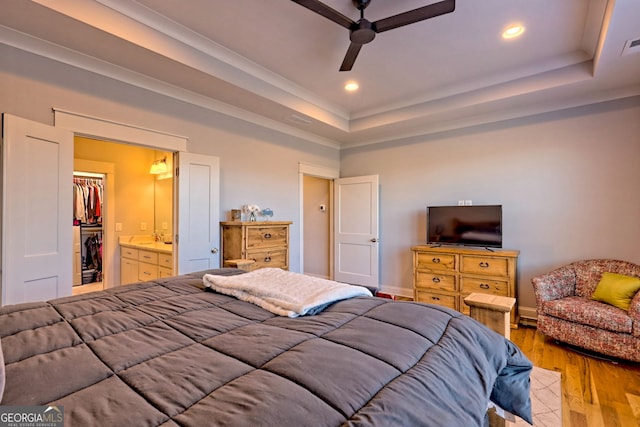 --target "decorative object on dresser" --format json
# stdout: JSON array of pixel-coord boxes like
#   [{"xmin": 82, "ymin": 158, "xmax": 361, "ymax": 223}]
[
  {"xmin": 242, "ymin": 204, "xmax": 261, "ymax": 222},
  {"xmin": 221, "ymin": 221, "xmax": 292, "ymax": 271},
  {"xmin": 532, "ymin": 259, "xmax": 640, "ymax": 362},
  {"xmin": 412, "ymin": 245, "xmax": 520, "ymax": 328}
]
